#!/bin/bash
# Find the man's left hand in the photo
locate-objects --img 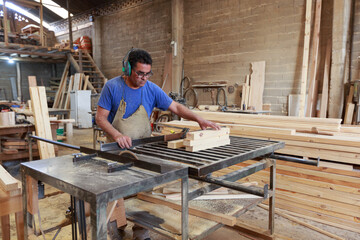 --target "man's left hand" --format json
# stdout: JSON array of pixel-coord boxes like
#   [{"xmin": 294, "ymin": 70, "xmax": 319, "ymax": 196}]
[{"xmin": 198, "ymin": 119, "xmax": 221, "ymax": 130}]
